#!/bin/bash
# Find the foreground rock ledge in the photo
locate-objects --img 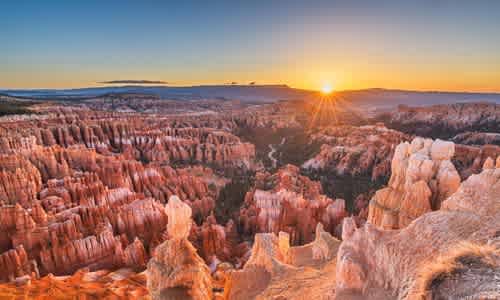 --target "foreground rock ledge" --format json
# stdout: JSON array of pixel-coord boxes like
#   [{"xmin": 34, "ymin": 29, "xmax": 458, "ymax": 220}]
[
  {"xmin": 337, "ymin": 167, "xmax": 500, "ymax": 299},
  {"xmin": 224, "ymin": 223, "xmax": 341, "ymax": 299}
]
